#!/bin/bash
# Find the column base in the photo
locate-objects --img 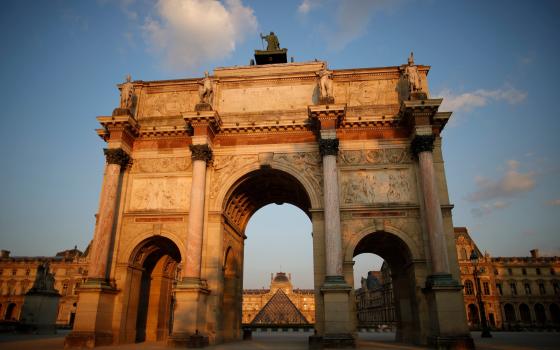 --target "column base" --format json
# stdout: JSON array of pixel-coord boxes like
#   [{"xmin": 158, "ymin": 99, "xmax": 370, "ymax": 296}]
[
  {"xmin": 64, "ymin": 331, "xmax": 113, "ymax": 348},
  {"xmin": 322, "ymin": 333, "xmax": 356, "ymax": 348},
  {"xmin": 427, "ymin": 335, "xmax": 475, "ymax": 350},
  {"xmin": 167, "ymin": 333, "xmax": 209, "ymax": 348}
]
